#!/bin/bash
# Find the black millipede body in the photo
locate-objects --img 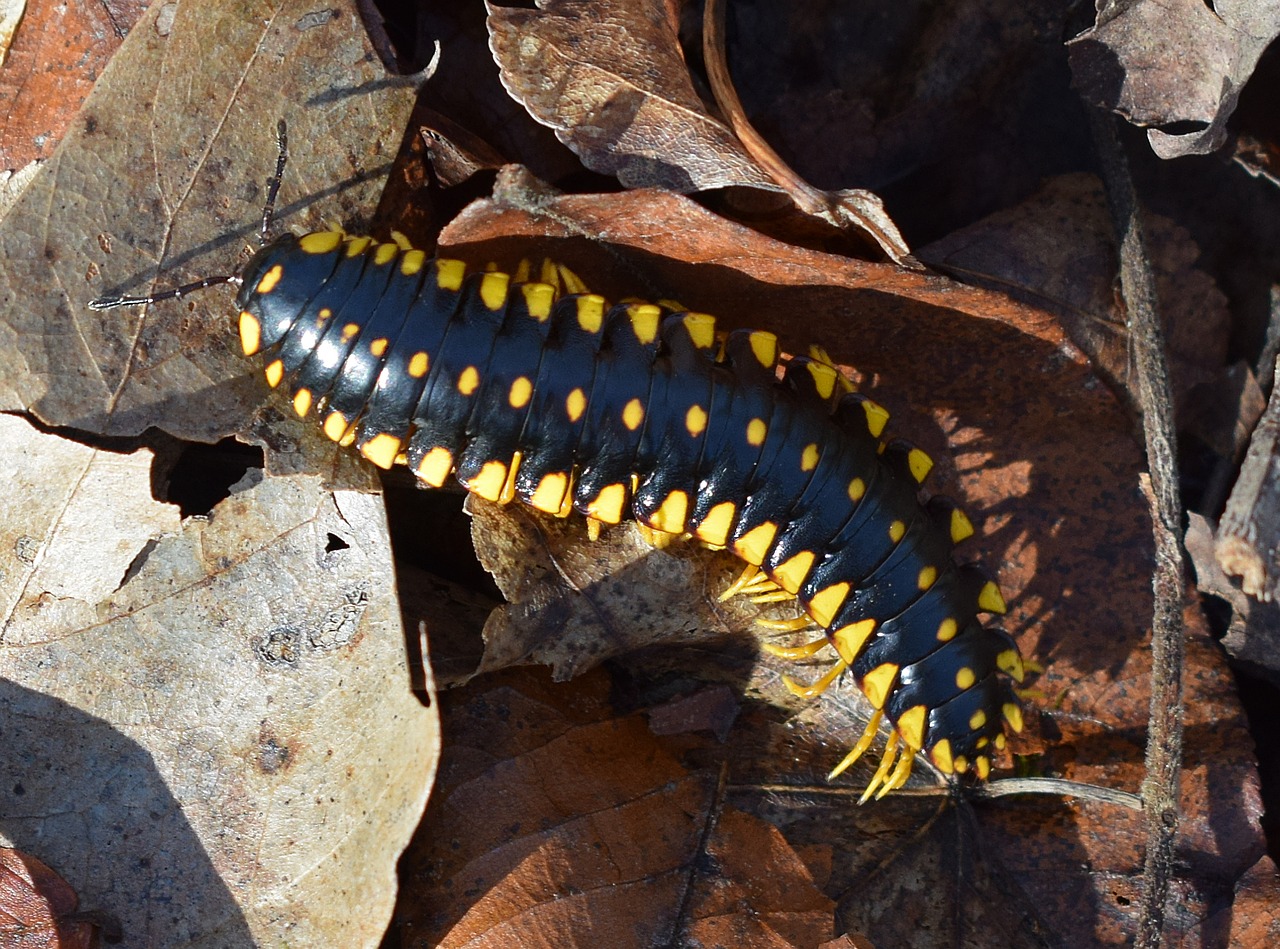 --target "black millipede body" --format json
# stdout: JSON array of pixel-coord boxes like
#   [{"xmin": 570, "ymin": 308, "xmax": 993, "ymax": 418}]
[{"xmin": 222, "ymin": 228, "xmax": 1027, "ymax": 798}]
